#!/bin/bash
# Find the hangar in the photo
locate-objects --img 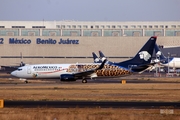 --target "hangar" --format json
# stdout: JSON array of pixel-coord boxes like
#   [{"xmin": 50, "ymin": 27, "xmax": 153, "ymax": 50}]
[{"xmin": 0, "ymin": 21, "xmax": 180, "ymax": 65}]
